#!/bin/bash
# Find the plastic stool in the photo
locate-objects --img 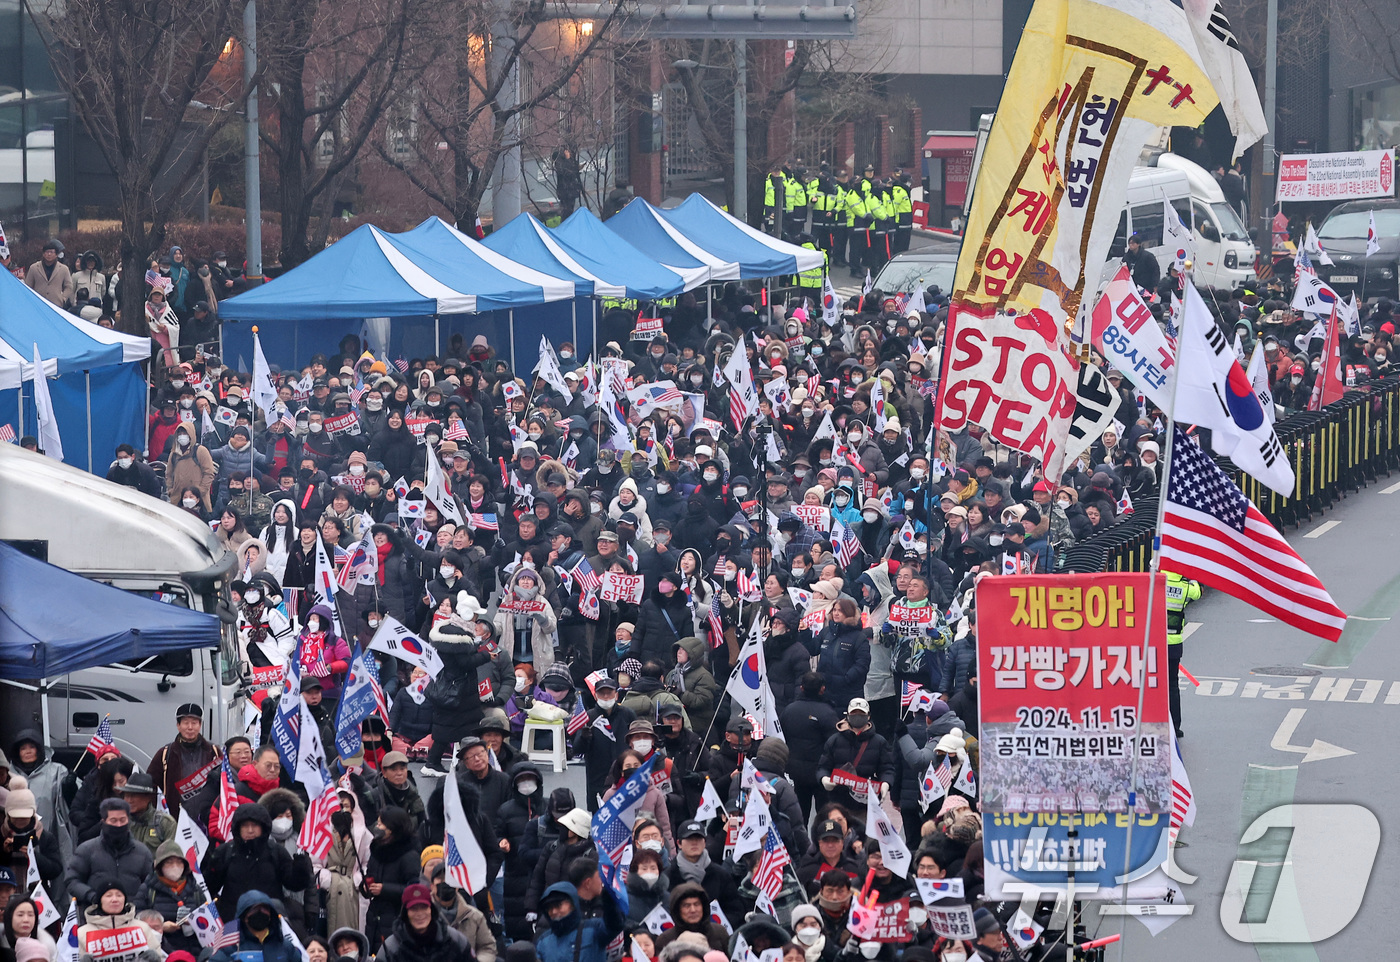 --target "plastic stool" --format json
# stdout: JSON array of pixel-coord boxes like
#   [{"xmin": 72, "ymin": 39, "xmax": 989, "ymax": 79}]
[{"xmin": 522, "ymin": 718, "xmax": 568, "ymax": 773}]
